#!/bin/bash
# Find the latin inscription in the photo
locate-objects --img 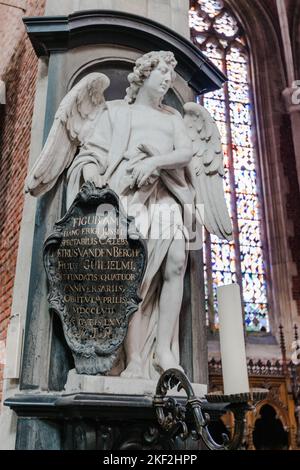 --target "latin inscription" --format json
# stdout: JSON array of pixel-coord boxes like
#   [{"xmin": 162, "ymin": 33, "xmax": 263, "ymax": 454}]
[
  {"xmin": 44, "ymin": 184, "xmax": 146, "ymax": 374},
  {"xmin": 56, "ymin": 208, "xmax": 141, "ymax": 342}
]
